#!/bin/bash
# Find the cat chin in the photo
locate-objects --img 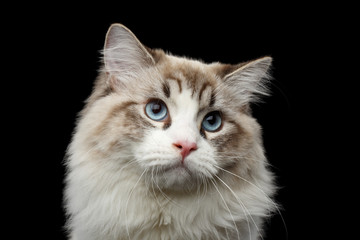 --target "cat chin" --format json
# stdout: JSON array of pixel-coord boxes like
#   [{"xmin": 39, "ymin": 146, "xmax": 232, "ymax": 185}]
[{"xmin": 146, "ymin": 164, "xmax": 201, "ymax": 192}]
